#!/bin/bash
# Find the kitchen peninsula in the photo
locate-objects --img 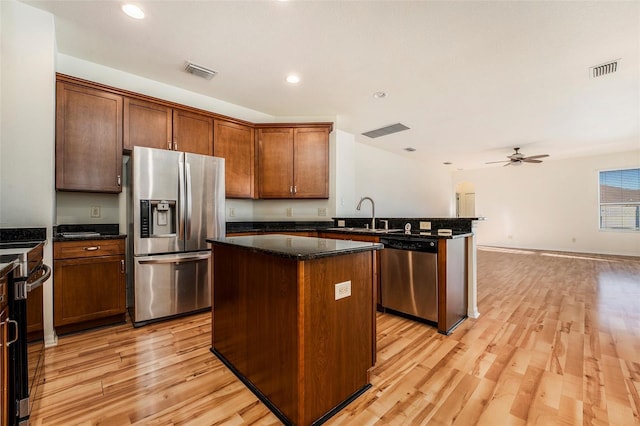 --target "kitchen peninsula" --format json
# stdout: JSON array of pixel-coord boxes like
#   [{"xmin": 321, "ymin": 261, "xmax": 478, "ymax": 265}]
[{"xmin": 207, "ymin": 234, "xmax": 382, "ymax": 426}]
